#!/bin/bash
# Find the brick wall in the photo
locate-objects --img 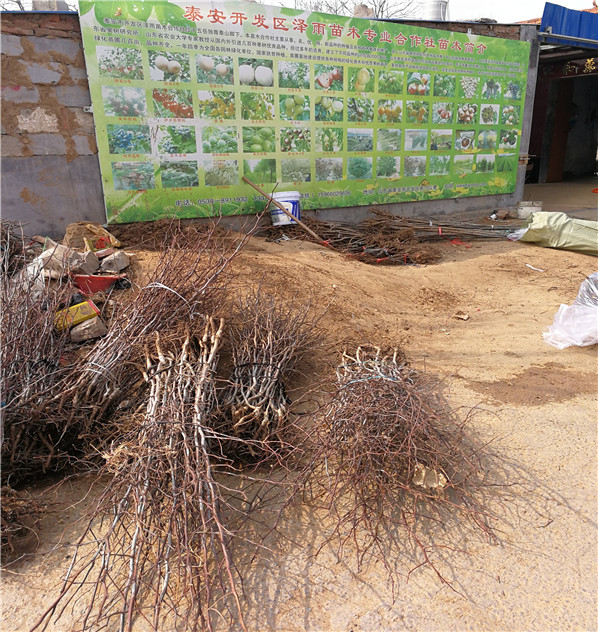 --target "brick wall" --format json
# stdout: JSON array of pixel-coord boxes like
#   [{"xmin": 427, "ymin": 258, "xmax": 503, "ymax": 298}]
[{"xmin": 1, "ymin": 12, "xmax": 105, "ymax": 237}]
